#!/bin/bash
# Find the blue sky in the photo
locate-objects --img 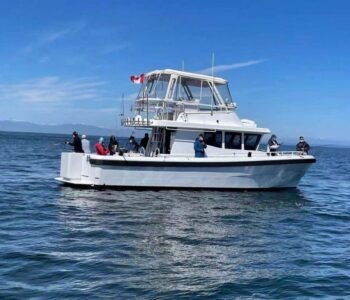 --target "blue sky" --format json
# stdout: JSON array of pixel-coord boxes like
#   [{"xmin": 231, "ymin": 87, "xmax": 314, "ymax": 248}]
[{"xmin": 0, "ymin": 0, "xmax": 349, "ymax": 143}]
